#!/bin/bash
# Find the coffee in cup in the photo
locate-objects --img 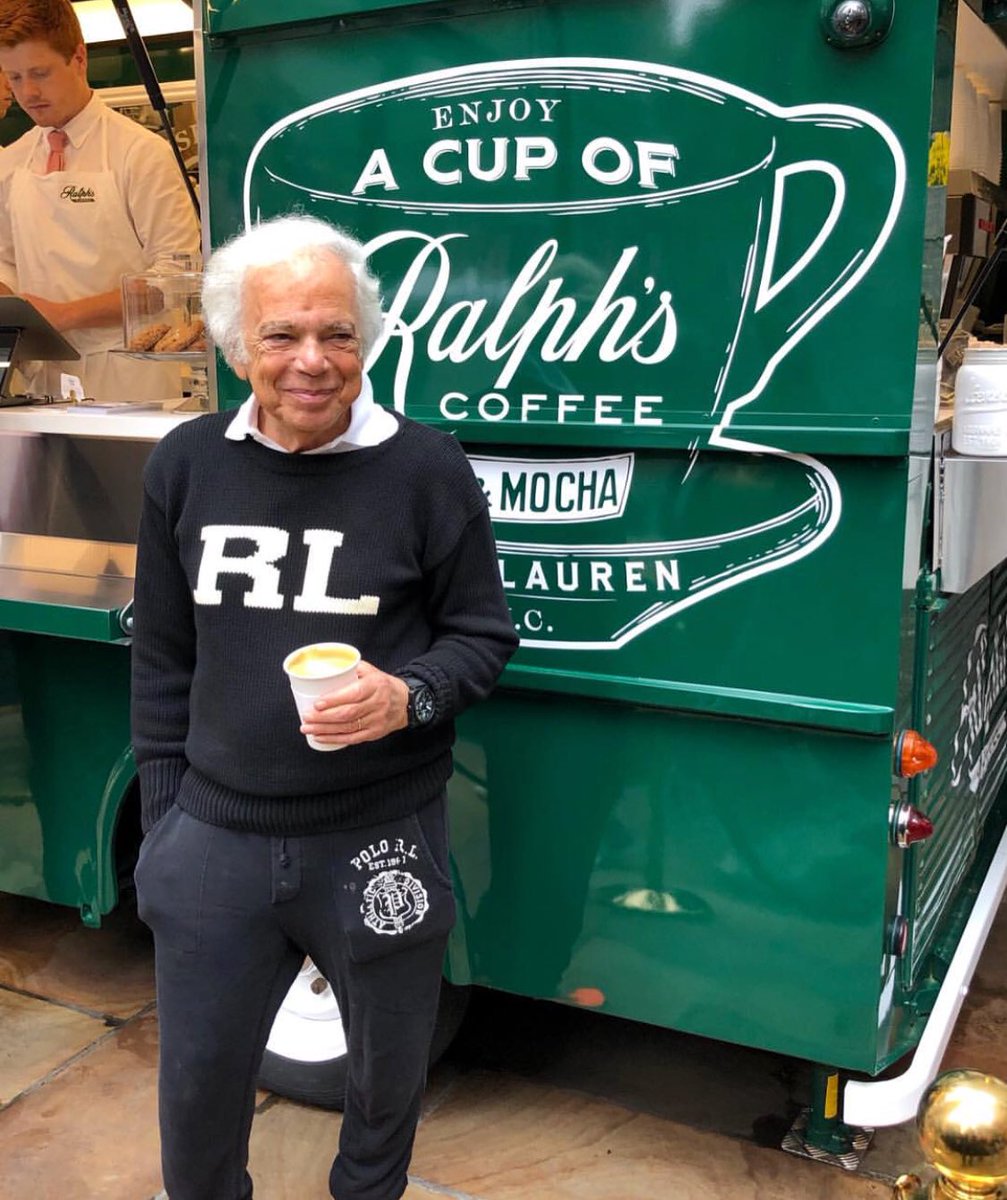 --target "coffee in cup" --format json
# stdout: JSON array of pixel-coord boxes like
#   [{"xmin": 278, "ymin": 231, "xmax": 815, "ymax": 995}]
[
  {"xmin": 285, "ymin": 644, "xmax": 360, "ymax": 679},
  {"xmin": 282, "ymin": 641, "xmax": 361, "ymax": 751}
]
